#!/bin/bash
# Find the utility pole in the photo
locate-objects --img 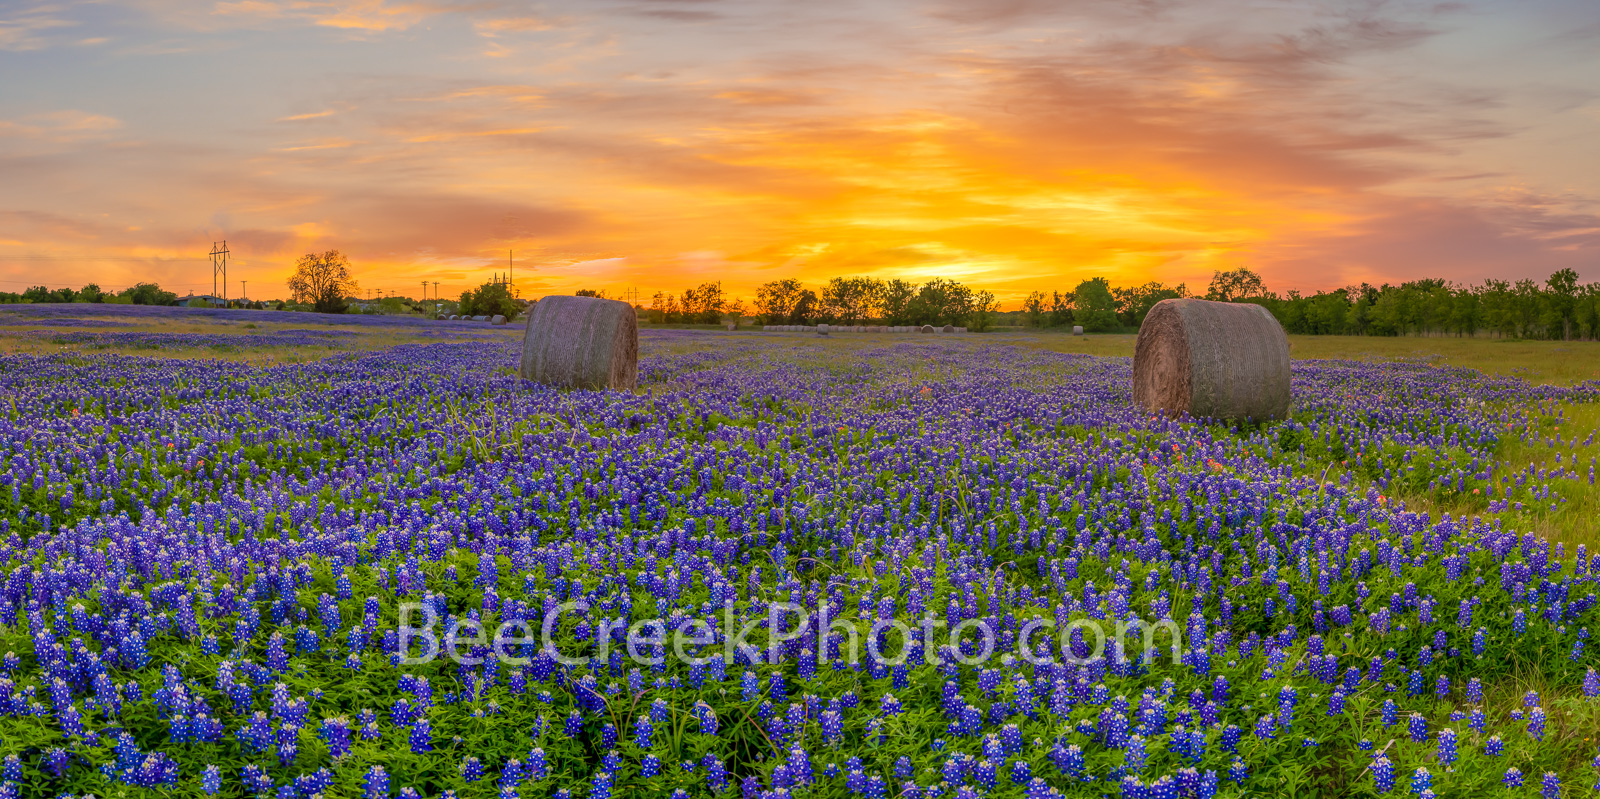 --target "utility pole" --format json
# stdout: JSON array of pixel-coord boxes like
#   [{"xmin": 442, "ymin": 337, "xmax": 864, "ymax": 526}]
[
  {"xmin": 433, "ymin": 281, "xmax": 439, "ymax": 300},
  {"xmin": 210, "ymin": 241, "xmax": 229, "ymax": 305},
  {"xmin": 509, "ymin": 249, "xmax": 513, "ymax": 295},
  {"xmin": 422, "ymin": 281, "xmax": 428, "ymax": 300},
  {"xmin": 241, "ymin": 280, "xmax": 247, "ymax": 303}
]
